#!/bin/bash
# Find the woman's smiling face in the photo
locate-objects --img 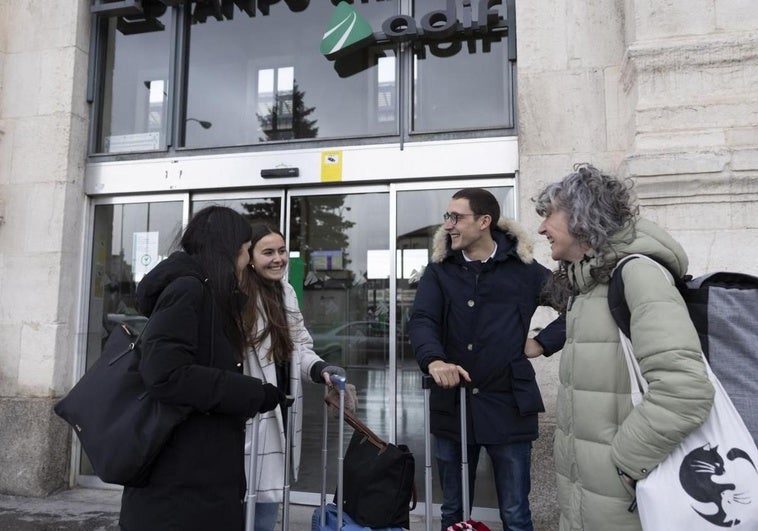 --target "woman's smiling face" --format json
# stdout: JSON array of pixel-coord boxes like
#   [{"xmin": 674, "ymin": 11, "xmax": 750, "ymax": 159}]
[
  {"xmin": 250, "ymin": 232, "xmax": 288, "ymax": 281},
  {"xmin": 538, "ymin": 209, "xmax": 589, "ymax": 262}
]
